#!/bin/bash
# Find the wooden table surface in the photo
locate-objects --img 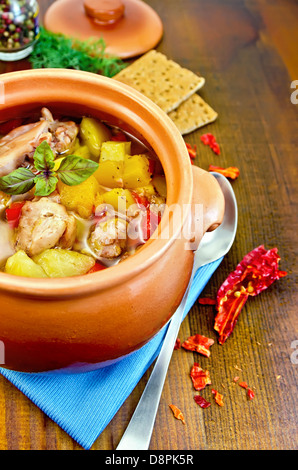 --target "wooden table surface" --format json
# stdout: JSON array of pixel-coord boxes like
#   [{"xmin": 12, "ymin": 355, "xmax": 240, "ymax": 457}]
[{"xmin": 0, "ymin": 0, "xmax": 297, "ymax": 451}]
